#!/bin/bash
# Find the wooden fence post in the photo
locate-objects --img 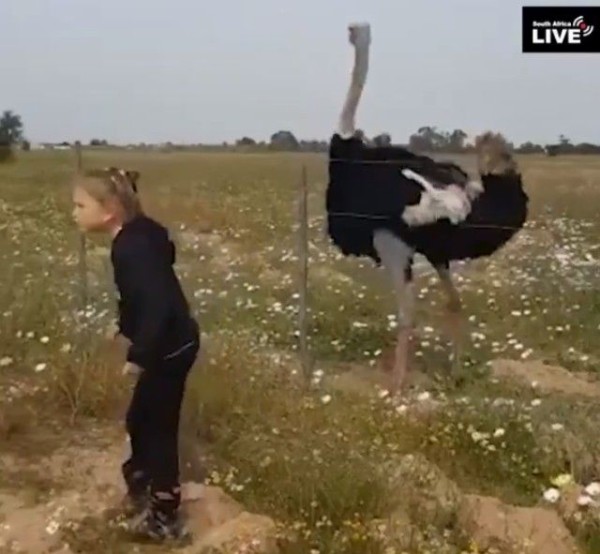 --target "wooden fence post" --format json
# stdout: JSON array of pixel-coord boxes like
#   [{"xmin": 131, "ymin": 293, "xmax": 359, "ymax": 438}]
[
  {"xmin": 74, "ymin": 141, "xmax": 88, "ymax": 309},
  {"xmin": 297, "ymin": 164, "xmax": 311, "ymax": 382}
]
